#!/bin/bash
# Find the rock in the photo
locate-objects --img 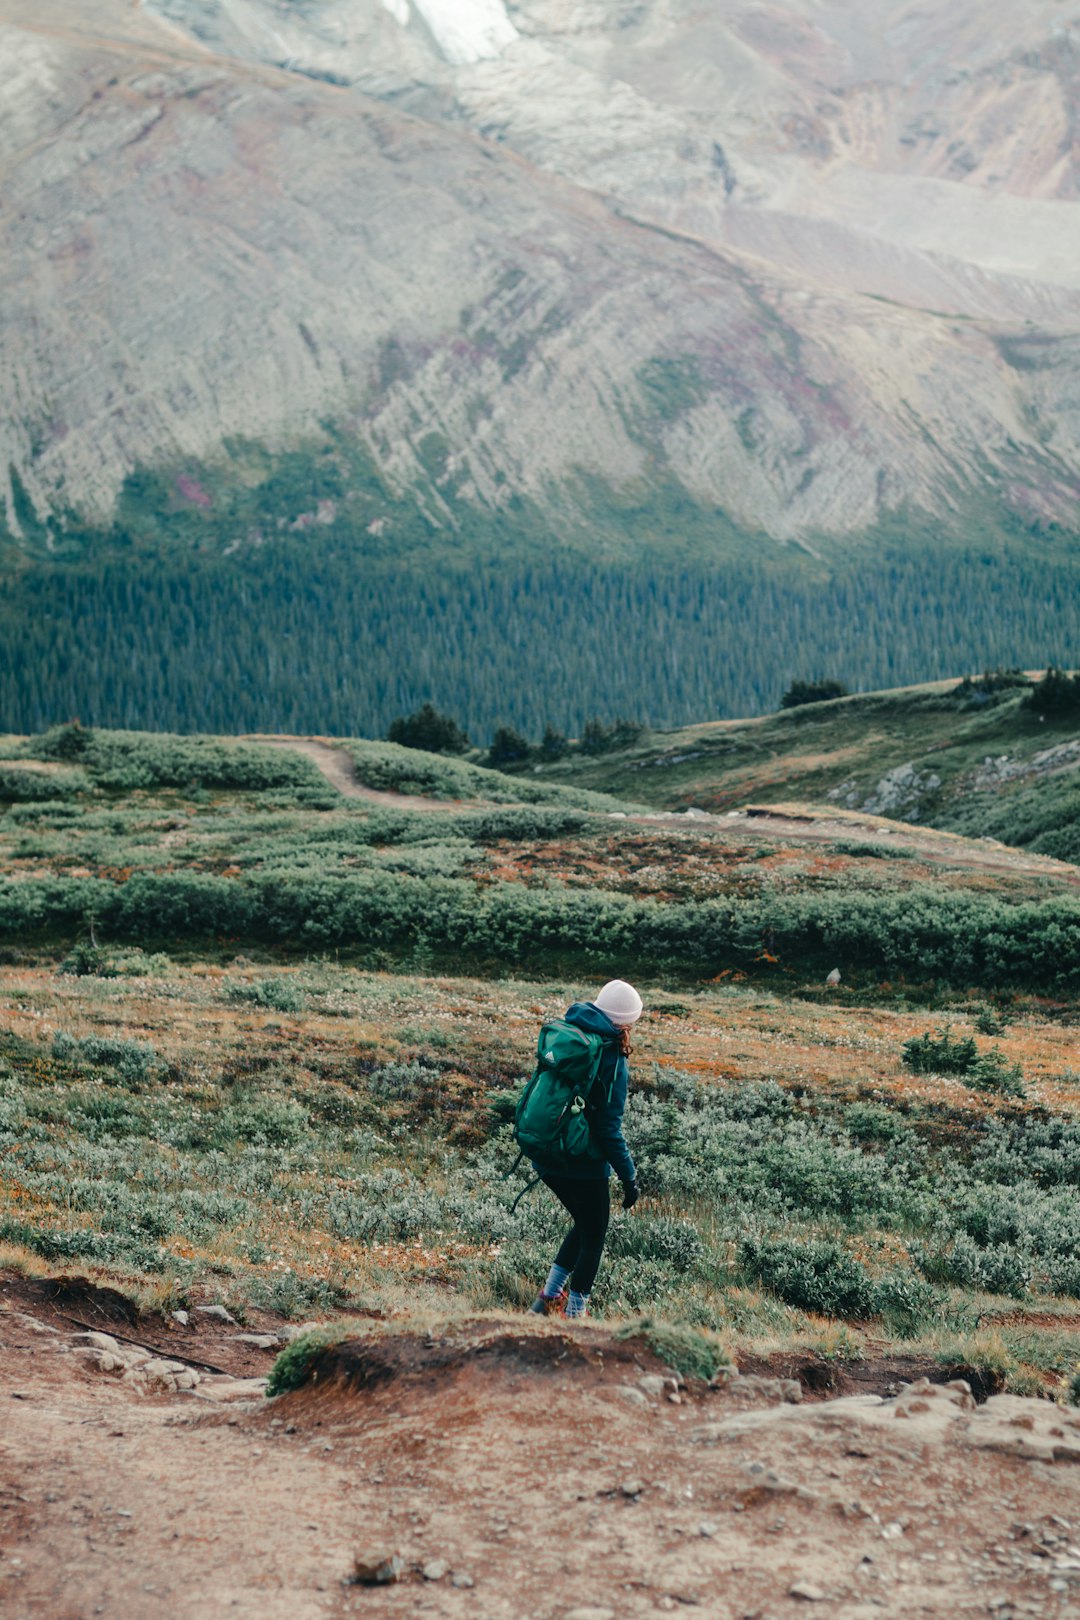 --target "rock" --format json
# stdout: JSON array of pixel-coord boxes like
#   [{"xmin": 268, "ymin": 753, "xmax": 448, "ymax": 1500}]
[
  {"xmin": 450, "ymin": 1571, "xmax": 475, "ymax": 1588},
  {"xmin": 563, "ymin": 1610, "xmax": 615, "ymax": 1620},
  {"xmin": 620, "ymin": 1479, "xmax": 644, "ymax": 1498},
  {"xmin": 728, "ymin": 1376, "xmax": 802, "ymax": 1405},
  {"xmin": 966, "ymin": 1393, "xmax": 1080, "ymax": 1463},
  {"xmin": 790, "ymin": 1582, "xmax": 826, "ymax": 1600},
  {"xmin": 141, "ymin": 1359, "xmax": 180, "ymax": 1390},
  {"xmin": 171, "ymin": 1310, "xmax": 190, "ymax": 1326},
  {"xmin": 421, "ymin": 1560, "xmax": 449, "ymax": 1581},
  {"xmin": 638, "ymin": 1374, "xmax": 666, "ymax": 1397},
  {"xmin": 229, "ymin": 1333, "xmax": 280, "ymax": 1350},
  {"xmin": 79, "ymin": 1348, "xmax": 125, "ymax": 1375},
  {"xmin": 173, "ymin": 1369, "xmax": 199, "ymax": 1391},
  {"xmin": 73, "ymin": 1331, "xmax": 121, "ymax": 1354},
  {"xmin": 826, "ymin": 968, "xmax": 841, "ymax": 987},
  {"xmin": 350, "ymin": 1550, "xmax": 403, "ymax": 1586},
  {"xmin": 193, "ymin": 1304, "xmax": 237, "ymax": 1325},
  {"xmin": 614, "ymin": 1385, "xmax": 649, "ymax": 1408},
  {"xmin": 698, "ymin": 1521, "xmax": 719, "ymax": 1538}
]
